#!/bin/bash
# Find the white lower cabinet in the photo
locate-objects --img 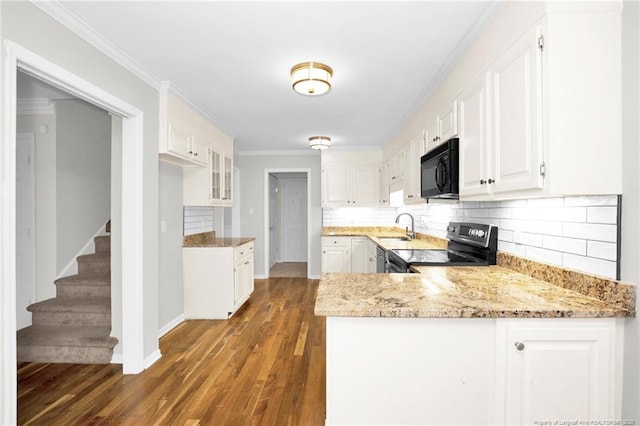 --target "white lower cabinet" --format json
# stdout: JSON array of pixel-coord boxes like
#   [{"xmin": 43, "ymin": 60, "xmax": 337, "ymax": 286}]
[
  {"xmin": 495, "ymin": 318, "xmax": 621, "ymax": 425},
  {"xmin": 183, "ymin": 241, "xmax": 254, "ymax": 319},
  {"xmin": 321, "ymin": 237, "xmax": 351, "ymax": 273},
  {"xmin": 325, "ymin": 317, "xmax": 623, "ymax": 425},
  {"xmin": 322, "ymin": 237, "xmax": 373, "ymax": 273}
]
